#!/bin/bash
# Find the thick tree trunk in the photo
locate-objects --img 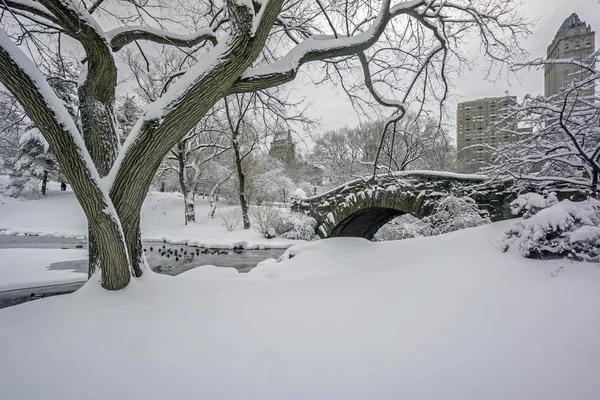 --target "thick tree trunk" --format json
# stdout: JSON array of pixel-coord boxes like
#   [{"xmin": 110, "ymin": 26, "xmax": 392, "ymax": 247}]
[
  {"xmin": 89, "ymin": 213, "xmax": 133, "ymax": 289},
  {"xmin": 233, "ymin": 140, "xmax": 250, "ymax": 229},
  {"xmin": 123, "ymin": 219, "xmax": 145, "ymax": 278}
]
